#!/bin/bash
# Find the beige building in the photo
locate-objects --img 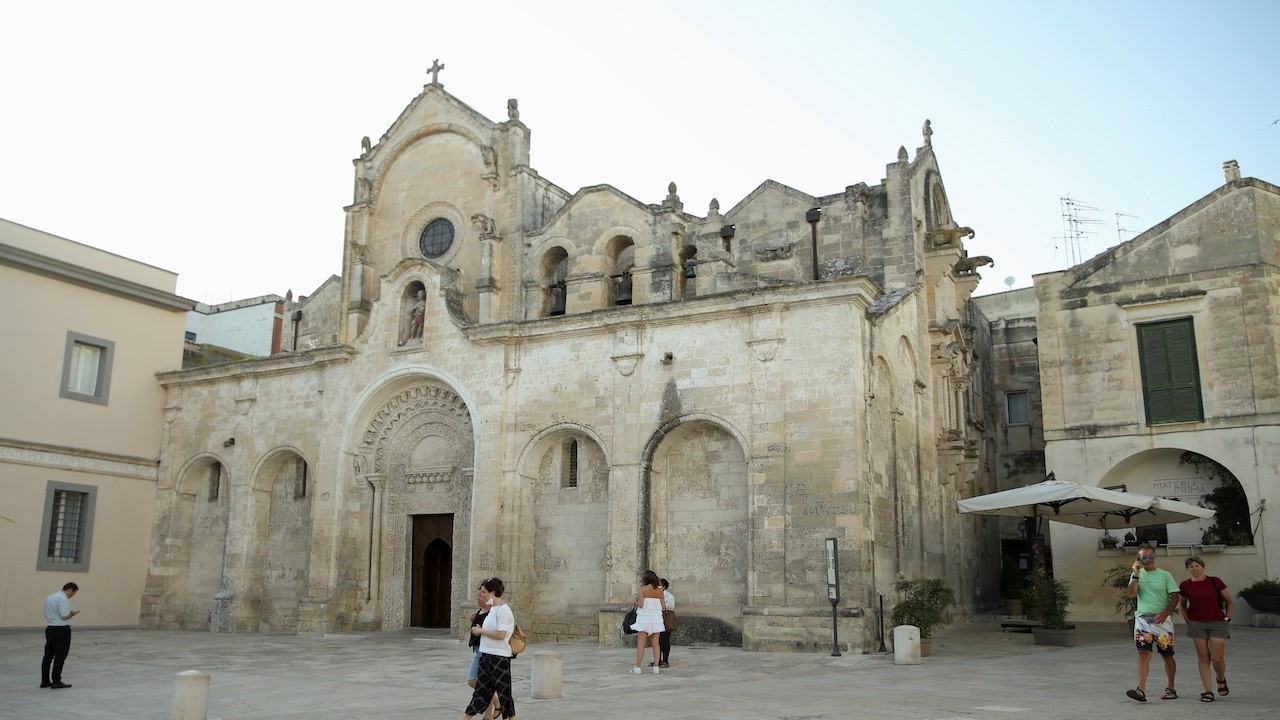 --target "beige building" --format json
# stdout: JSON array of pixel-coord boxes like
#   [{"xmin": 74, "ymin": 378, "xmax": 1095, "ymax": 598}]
[
  {"xmin": 0, "ymin": 218, "xmax": 190, "ymax": 627},
  {"xmin": 981, "ymin": 165, "xmax": 1280, "ymax": 622},
  {"xmin": 141, "ymin": 78, "xmax": 998, "ymax": 651}
]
